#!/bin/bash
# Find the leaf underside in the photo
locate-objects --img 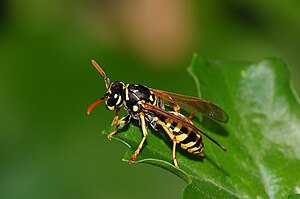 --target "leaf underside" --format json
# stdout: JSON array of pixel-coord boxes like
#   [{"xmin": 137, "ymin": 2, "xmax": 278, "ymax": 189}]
[{"xmin": 102, "ymin": 54, "xmax": 300, "ymax": 199}]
